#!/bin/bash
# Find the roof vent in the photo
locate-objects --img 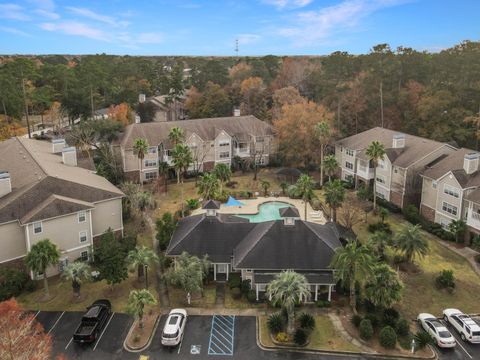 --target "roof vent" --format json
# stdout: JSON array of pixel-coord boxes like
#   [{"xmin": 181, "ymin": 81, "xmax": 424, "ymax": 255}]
[
  {"xmin": 392, "ymin": 133, "xmax": 405, "ymax": 149},
  {"xmin": 464, "ymin": 153, "xmax": 480, "ymax": 175},
  {"xmin": 233, "ymin": 108, "xmax": 241, "ymax": 117},
  {"xmin": 62, "ymin": 146, "xmax": 77, "ymax": 167},
  {"xmin": 0, "ymin": 171, "xmax": 12, "ymax": 198},
  {"xmin": 52, "ymin": 138, "xmax": 66, "ymax": 153}
]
